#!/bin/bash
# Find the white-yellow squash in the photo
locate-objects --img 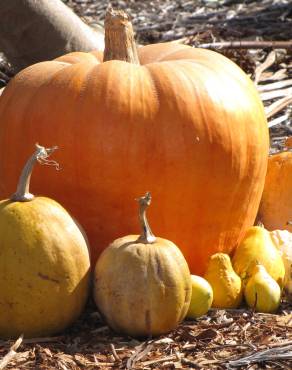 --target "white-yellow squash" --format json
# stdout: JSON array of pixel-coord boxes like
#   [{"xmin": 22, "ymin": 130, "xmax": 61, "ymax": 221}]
[
  {"xmin": 270, "ymin": 229, "xmax": 292, "ymax": 301},
  {"xmin": 204, "ymin": 253, "xmax": 242, "ymax": 309},
  {"xmin": 0, "ymin": 145, "xmax": 90, "ymax": 339},
  {"xmin": 94, "ymin": 193, "xmax": 192, "ymax": 337},
  {"xmin": 244, "ymin": 264, "xmax": 281, "ymax": 313},
  {"xmin": 232, "ymin": 226, "xmax": 285, "ymax": 287},
  {"xmin": 186, "ymin": 275, "xmax": 213, "ymax": 319}
]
